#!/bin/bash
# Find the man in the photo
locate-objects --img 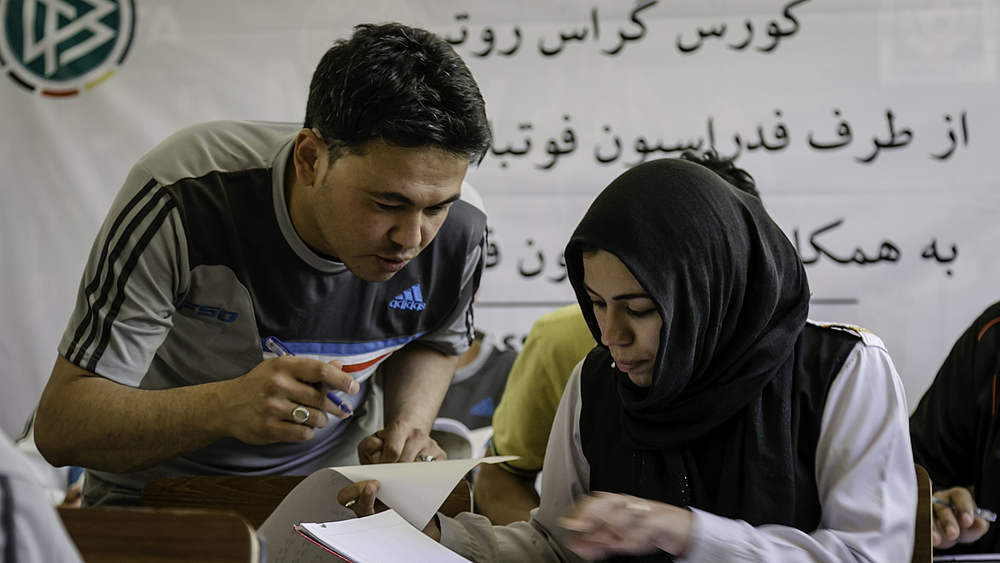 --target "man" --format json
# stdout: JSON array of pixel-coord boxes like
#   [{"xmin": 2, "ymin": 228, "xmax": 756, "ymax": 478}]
[
  {"xmin": 34, "ymin": 22, "xmax": 492, "ymax": 505},
  {"xmin": 910, "ymin": 300, "xmax": 1000, "ymax": 553},
  {"xmin": 474, "ymin": 151, "xmax": 761, "ymax": 524}
]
